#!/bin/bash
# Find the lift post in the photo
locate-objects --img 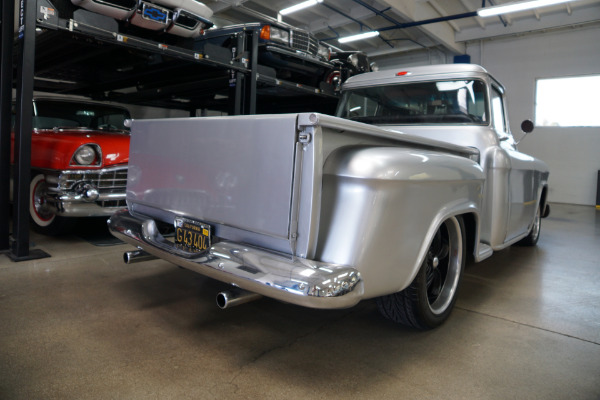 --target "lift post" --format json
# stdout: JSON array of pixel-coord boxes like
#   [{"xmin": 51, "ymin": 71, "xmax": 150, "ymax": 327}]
[
  {"xmin": 1, "ymin": 0, "xmax": 338, "ymax": 261},
  {"xmin": 9, "ymin": 0, "xmax": 50, "ymax": 261},
  {"xmin": 0, "ymin": 0, "xmax": 16, "ymax": 251}
]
